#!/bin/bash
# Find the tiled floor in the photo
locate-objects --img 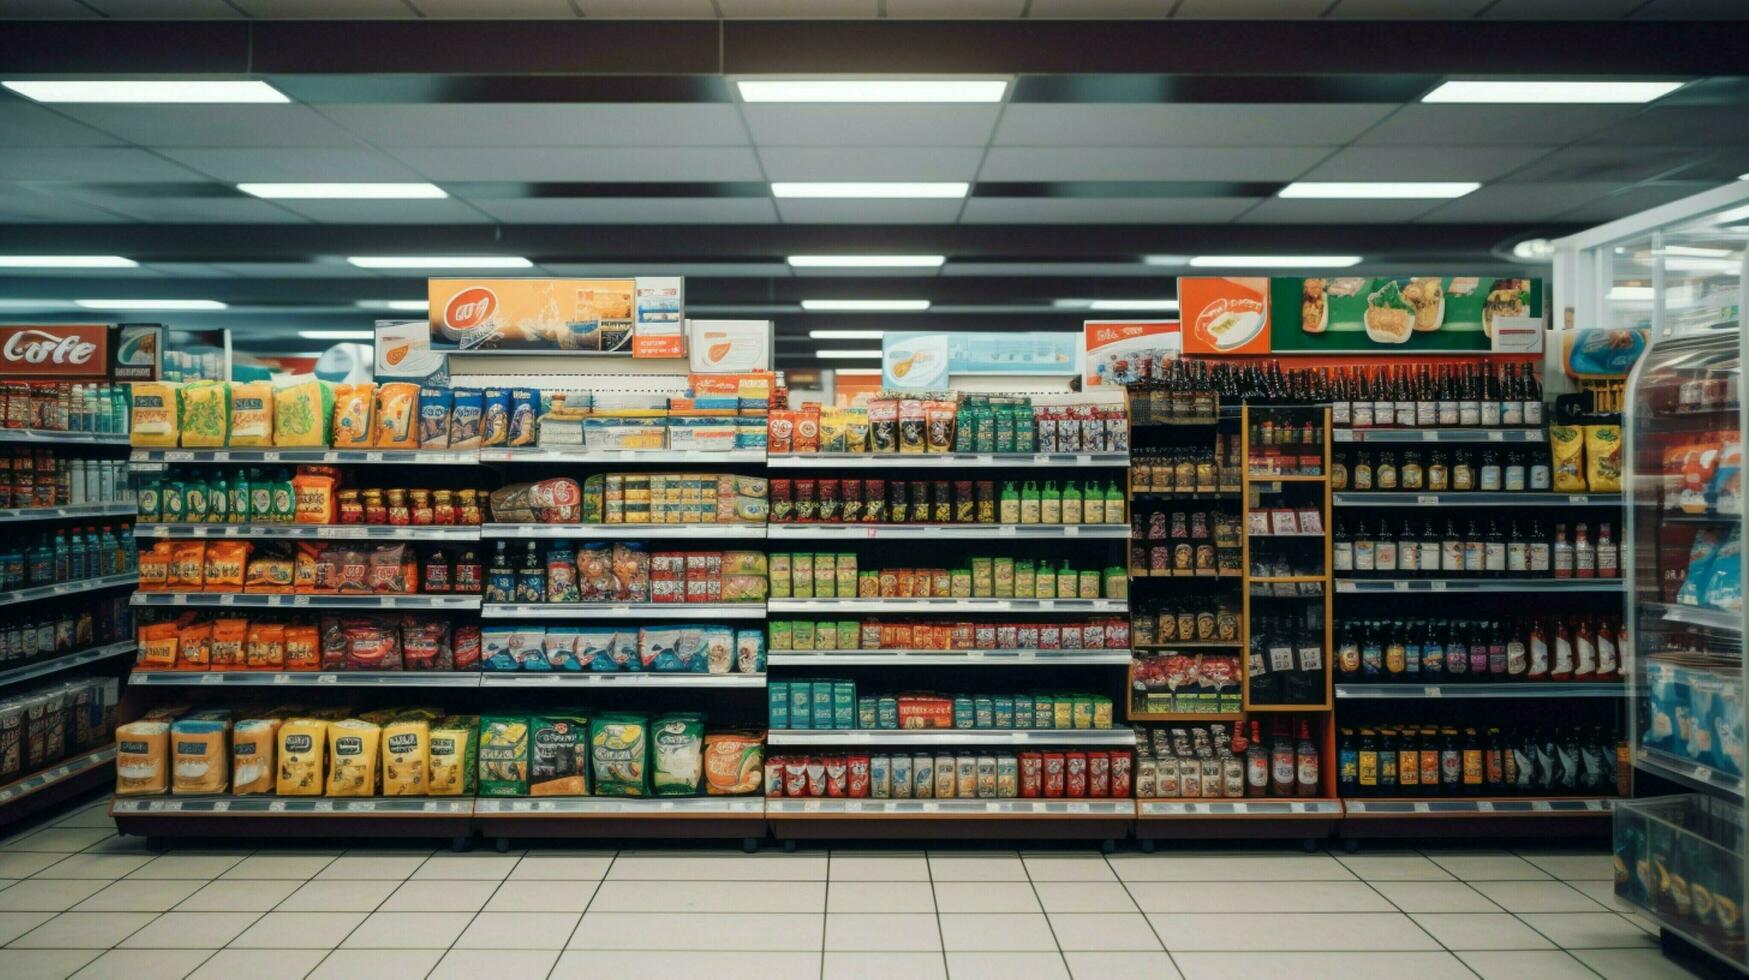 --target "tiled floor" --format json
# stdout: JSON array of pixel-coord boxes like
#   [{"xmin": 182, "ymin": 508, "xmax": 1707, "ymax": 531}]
[{"xmin": 0, "ymin": 796, "xmax": 1703, "ymax": 980}]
